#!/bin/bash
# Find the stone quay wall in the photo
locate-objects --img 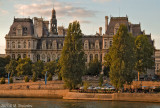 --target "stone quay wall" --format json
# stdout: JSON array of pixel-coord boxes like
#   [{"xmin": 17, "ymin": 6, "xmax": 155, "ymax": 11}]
[{"xmin": 64, "ymin": 92, "xmax": 160, "ymax": 102}]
